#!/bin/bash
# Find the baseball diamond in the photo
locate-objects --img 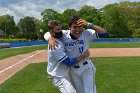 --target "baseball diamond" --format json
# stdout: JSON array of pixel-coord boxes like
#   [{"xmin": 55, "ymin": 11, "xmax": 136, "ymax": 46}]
[{"xmin": 1, "ymin": 48, "xmax": 140, "ymax": 84}]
